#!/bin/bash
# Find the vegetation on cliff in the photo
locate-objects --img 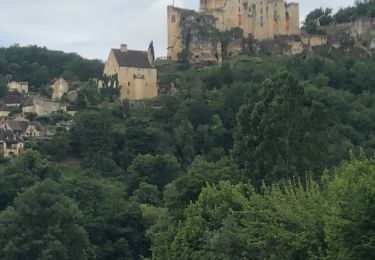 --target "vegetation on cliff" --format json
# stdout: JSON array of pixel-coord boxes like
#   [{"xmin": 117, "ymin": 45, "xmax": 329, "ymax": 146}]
[
  {"xmin": 0, "ymin": 49, "xmax": 374, "ymax": 259},
  {"xmin": 304, "ymin": 0, "xmax": 375, "ymax": 34}
]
